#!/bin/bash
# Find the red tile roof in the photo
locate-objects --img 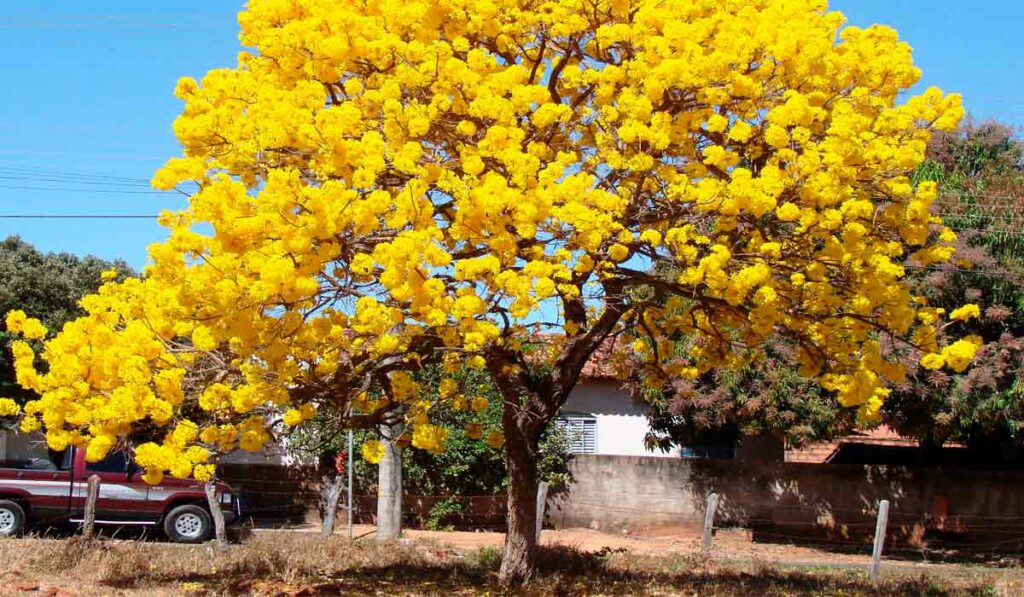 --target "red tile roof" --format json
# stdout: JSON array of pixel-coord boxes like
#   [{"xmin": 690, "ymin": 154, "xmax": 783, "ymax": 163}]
[
  {"xmin": 580, "ymin": 337, "xmax": 618, "ymax": 379},
  {"xmin": 786, "ymin": 426, "xmax": 949, "ymax": 463}
]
